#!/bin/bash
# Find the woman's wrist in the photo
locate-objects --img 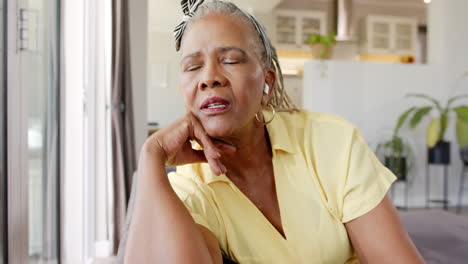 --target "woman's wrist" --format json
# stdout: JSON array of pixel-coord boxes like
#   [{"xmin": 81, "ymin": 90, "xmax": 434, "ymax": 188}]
[
  {"xmin": 141, "ymin": 135, "xmax": 167, "ymax": 160},
  {"xmin": 138, "ymin": 140, "xmax": 170, "ymax": 183}
]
